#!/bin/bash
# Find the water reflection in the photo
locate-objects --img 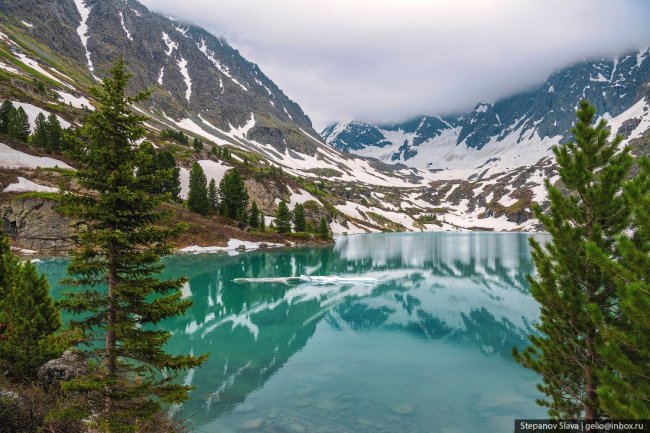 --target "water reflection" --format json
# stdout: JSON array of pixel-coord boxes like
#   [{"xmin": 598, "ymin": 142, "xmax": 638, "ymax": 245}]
[
  {"xmin": 154, "ymin": 233, "xmax": 542, "ymax": 425},
  {"xmin": 40, "ymin": 232, "xmax": 545, "ymax": 430}
]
